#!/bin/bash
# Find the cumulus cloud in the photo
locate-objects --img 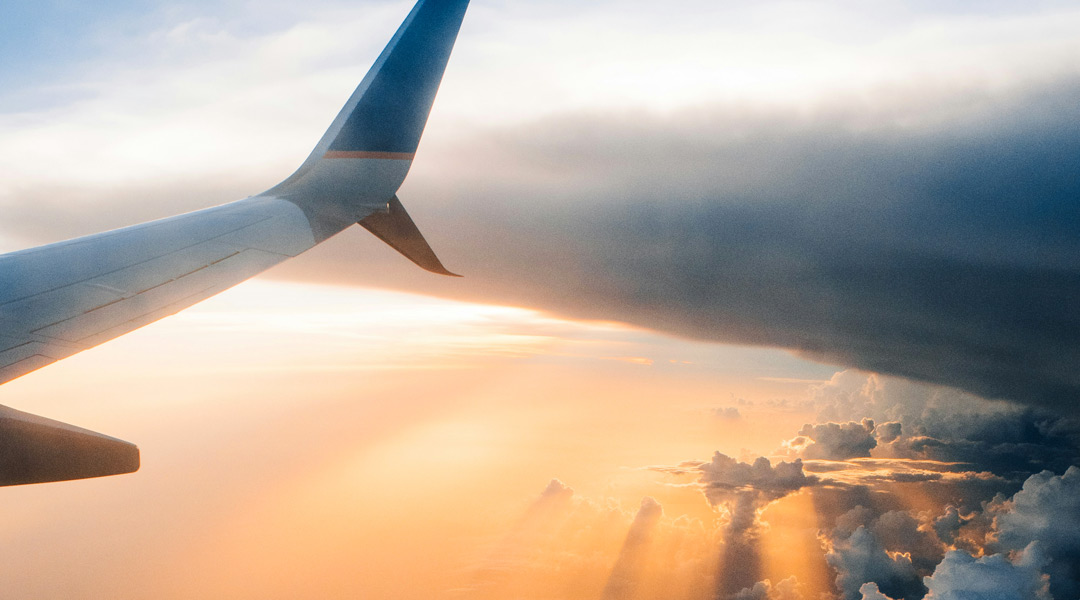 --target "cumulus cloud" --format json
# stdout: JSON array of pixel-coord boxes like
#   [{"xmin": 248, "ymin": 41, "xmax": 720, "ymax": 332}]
[
  {"xmin": 876, "ymin": 422, "xmax": 903, "ymax": 445},
  {"xmin": 691, "ymin": 451, "xmax": 818, "ymax": 595},
  {"xmin": 931, "ymin": 506, "xmax": 967, "ymax": 546},
  {"xmin": 810, "ymin": 462, "xmax": 1080, "ymax": 600},
  {"xmin": 825, "ymin": 526, "xmax": 925, "ymax": 600},
  {"xmin": 617, "ymin": 377, "xmax": 1076, "ymax": 600},
  {"xmin": 706, "ymin": 371, "xmax": 1080, "ymax": 600},
  {"xmin": 870, "ymin": 511, "xmax": 944, "ymax": 575},
  {"xmin": 651, "ymin": 453, "xmax": 819, "ymax": 596},
  {"xmin": 809, "ymin": 371, "xmax": 1080, "ymax": 480},
  {"xmin": 648, "ymin": 371, "xmax": 1079, "ymax": 600},
  {"xmin": 729, "ymin": 576, "xmax": 803, "ymax": 600},
  {"xmin": 785, "ymin": 419, "xmax": 878, "ymax": 460},
  {"xmin": 989, "ymin": 467, "xmax": 1080, "ymax": 599},
  {"xmin": 821, "ymin": 505, "xmax": 950, "ymax": 599},
  {"xmin": 248, "ymin": 74, "xmax": 1080, "ymax": 416},
  {"xmin": 649, "ymin": 376, "xmax": 1078, "ymax": 600},
  {"xmin": 922, "ymin": 547, "xmax": 1050, "ymax": 600},
  {"xmin": 859, "ymin": 583, "xmax": 894, "ymax": 600},
  {"xmin": 697, "ymin": 452, "xmax": 817, "ymax": 506}
]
